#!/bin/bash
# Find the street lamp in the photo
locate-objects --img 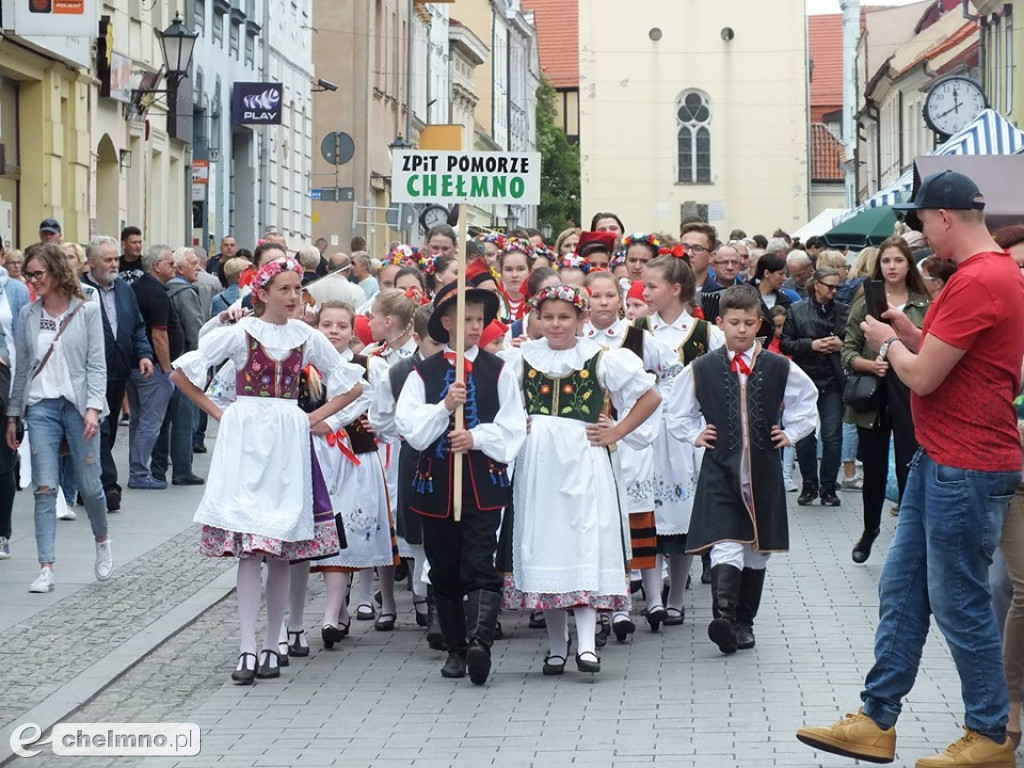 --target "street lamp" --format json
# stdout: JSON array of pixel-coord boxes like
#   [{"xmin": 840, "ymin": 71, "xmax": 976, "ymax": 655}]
[
  {"xmin": 389, "ymin": 134, "xmax": 415, "ymax": 151},
  {"xmin": 156, "ymin": 13, "xmax": 198, "ymax": 86},
  {"xmin": 540, "ymin": 220, "xmax": 553, "ymax": 241},
  {"xmin": 133, "ymin": 12, "xmax": 198, "ymax": 97},
  {"xmin": 505, "ymin": 212, "xmax": 518, "ymax": 232}
]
